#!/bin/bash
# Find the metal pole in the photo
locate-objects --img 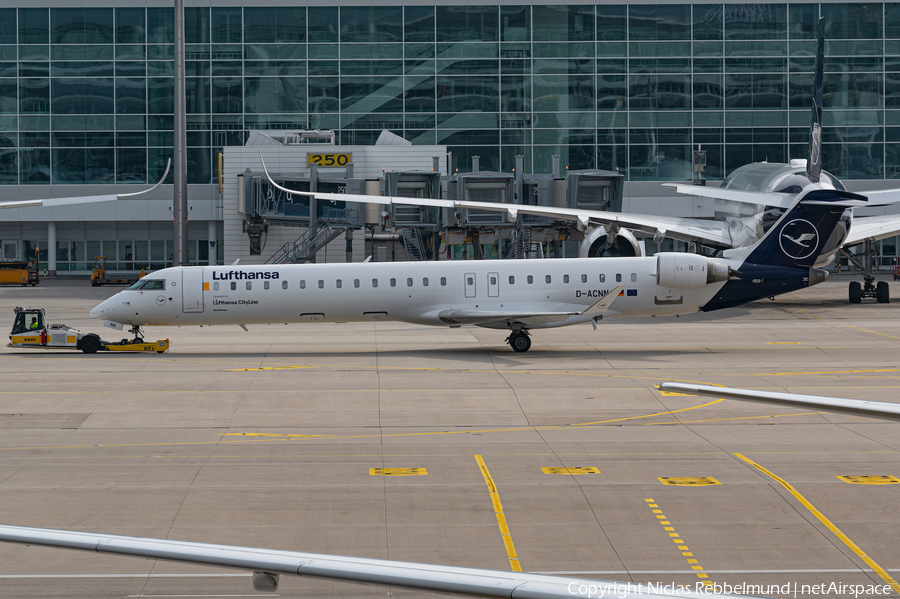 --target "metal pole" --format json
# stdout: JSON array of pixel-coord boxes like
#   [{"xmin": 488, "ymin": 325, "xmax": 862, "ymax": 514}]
[{"xmin": 173, "ymin": 0, "xmax": 188, "ymax": 266}]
